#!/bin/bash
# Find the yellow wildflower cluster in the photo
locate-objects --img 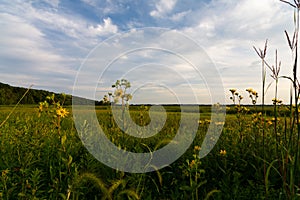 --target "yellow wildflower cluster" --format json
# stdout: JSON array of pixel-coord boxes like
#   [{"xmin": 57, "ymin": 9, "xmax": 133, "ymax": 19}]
[
  {"xmin": 56, "ymin": 107, "xmax": 69, "ymax": 118},
  {"xmin": 38, "ymin": 101, "xmax": 49, "ymax": 112},
  {"xmin": 229, "ymin": 89, "xmax": 243, "ymax": 105},
  {"xmin": 252, "ymin": 112, "xmax": 262, "ymax": 122},
  {"xmin": 198, "ymin": 119, "xmax": 211, "ymax": 125},
  {"xmin": 194, "ymin": 145, "xmax": 201, "ymax": 152},
  {"xmin": 272, "ymin": 98, "xmax": 283, "ymax": 105},
  {"xmin": 214, "ymin": 121, "xmax": 225, "ymax": 126},
  {"xmin": 246, "ymin": 88, "xmax": 258, "ymax": 105},
  {"xmin": 1, "ymin": 169, "xmax": 9, "ymax": 177},
  {"xmin": 38, "ymin": 94, "xmax": 69, "ymax": 122},
  {"xmin": 189, "ymin": 159, "xmax": 196, "ymax": 168},
  {"xmin": 220, "ymin": 149, "xmax": 227, "ymax": 156},
  {"xmin": 229, "ymin": 89, "xmax": 237, "ymax": 94}
]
